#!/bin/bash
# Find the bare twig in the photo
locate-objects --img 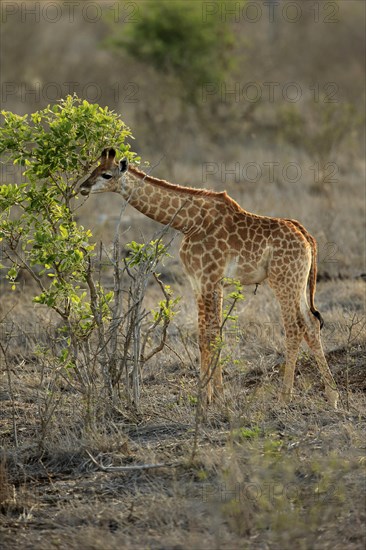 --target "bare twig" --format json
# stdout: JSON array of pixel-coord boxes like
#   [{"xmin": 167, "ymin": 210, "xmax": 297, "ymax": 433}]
[
  {"xmin": 0, "ymin": 340, "xmax": 19, "ymax": 448},
  {"xmin": 175, "ymin": 325, "xmax": 197, "ymax": 372},
  {"xmin": 85, "ymin": 449, "xmax": 181, "ymax": 472},
  {"xmin": 140, "ymin": 272, "xmax": 171, "ymax": 364}
]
